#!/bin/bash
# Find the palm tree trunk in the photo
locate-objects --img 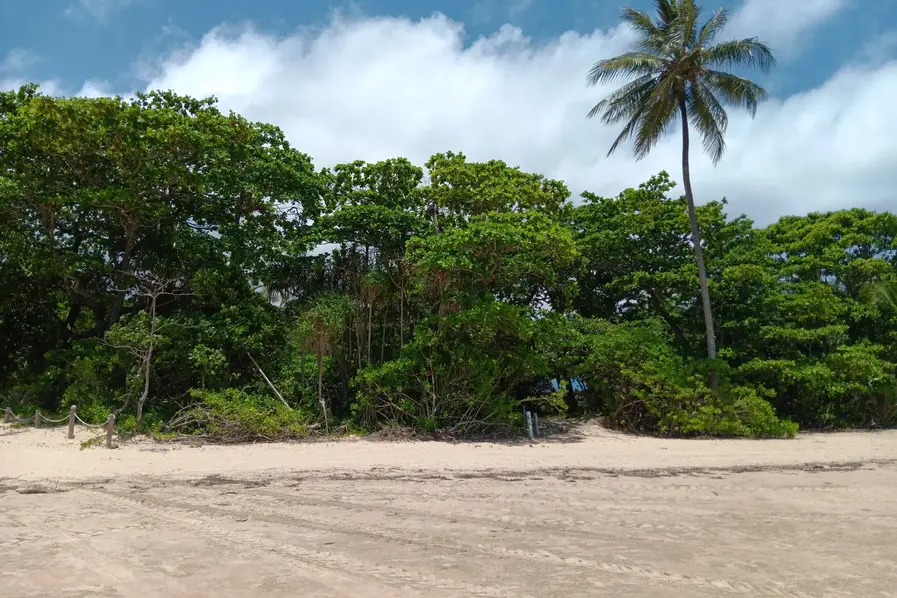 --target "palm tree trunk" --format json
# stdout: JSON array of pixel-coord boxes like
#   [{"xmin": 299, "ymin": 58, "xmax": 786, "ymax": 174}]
[{"xmin": 679, "ymin": 99, "xmax": 718, "ymax": 388}]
